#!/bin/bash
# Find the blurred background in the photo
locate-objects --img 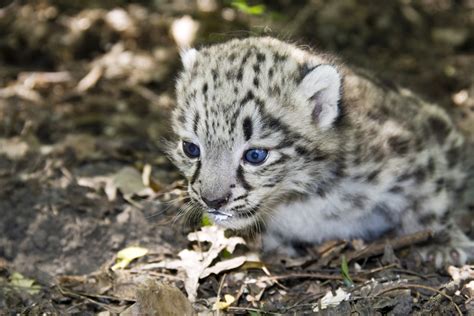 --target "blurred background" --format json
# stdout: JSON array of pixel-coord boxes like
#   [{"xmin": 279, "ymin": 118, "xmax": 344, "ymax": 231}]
[{"xmin": 0, "ymin": 0, "xmax": 473, "ymax": 313}]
